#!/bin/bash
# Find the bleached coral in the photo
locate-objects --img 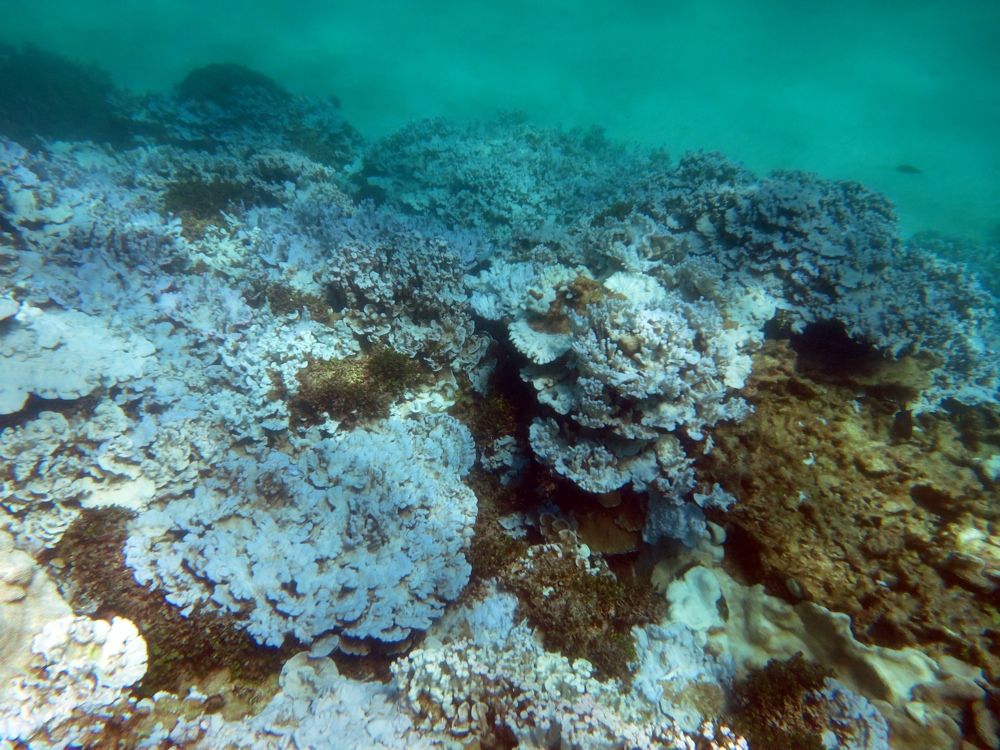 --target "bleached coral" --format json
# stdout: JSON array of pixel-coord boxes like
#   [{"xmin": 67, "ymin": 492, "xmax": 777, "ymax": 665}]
[
  {"xmin": 0, "ymin": 401, "xmax": 154, "ymax": 550},
  {"xmin": 0, "ymin": 296, "xmax": 17, "ymax": 321},
  {"xmin": 135, "ymin": 652, "xmax": 427, "ymax": 750},
  {"xmin": 871, "ymin": 250, "xmax": 998, "ymax": 412},
  {"xmin": 480, "ymin": 434, "xmax": 528, "ymax": 485},
  {"xmin": 525, "ymin": 273, "xmax": 755, "ymax": 503},
  {"xmin": 0, "ymin": 303, "xmax": 154, "ymax": 414},
  {"xmin": 0, "ymin": 615, "xmax": 147, "ymax": 750},
  {"xmin": 0, "ymin": 529, "xmax": 72, "ymax": 690},
  {"xmin": 469, "ymin": 260, "xmax": 583, "ymax": 321},
  {"xmin": 208, "ymin": 653, "xmax": 425, "ymax": 749},
  {"xmin": 698, "ymin": 566, "xmax": 982, "ymax": 748},
  {"xmin": 529, "ymin": 418, "xmax": 654, "ymax": 494},
  {"xmin": 392, "ymin": 589, "xmax": 746, "ymax": 750},
  {"xmin": 126, "ymin": 414, "xmax": 478, "ymax": 647},
  {"xmin": 1, "ymin": 138, "xmax": 187, "ymax": 269},
  {"xmin": 814, "ymin": 679, "xmax": 890, "ymax": 750},
  {"xmin": 470, "ymin": 249, "xmax": 758, "ymax": 521},
  {"xmin": 631, "ymin": 621, "xmax": 733, "ymax": 732},
  {"xmin": 566, "ymin": 274, "xmax": 753, "ymax": 433}
]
